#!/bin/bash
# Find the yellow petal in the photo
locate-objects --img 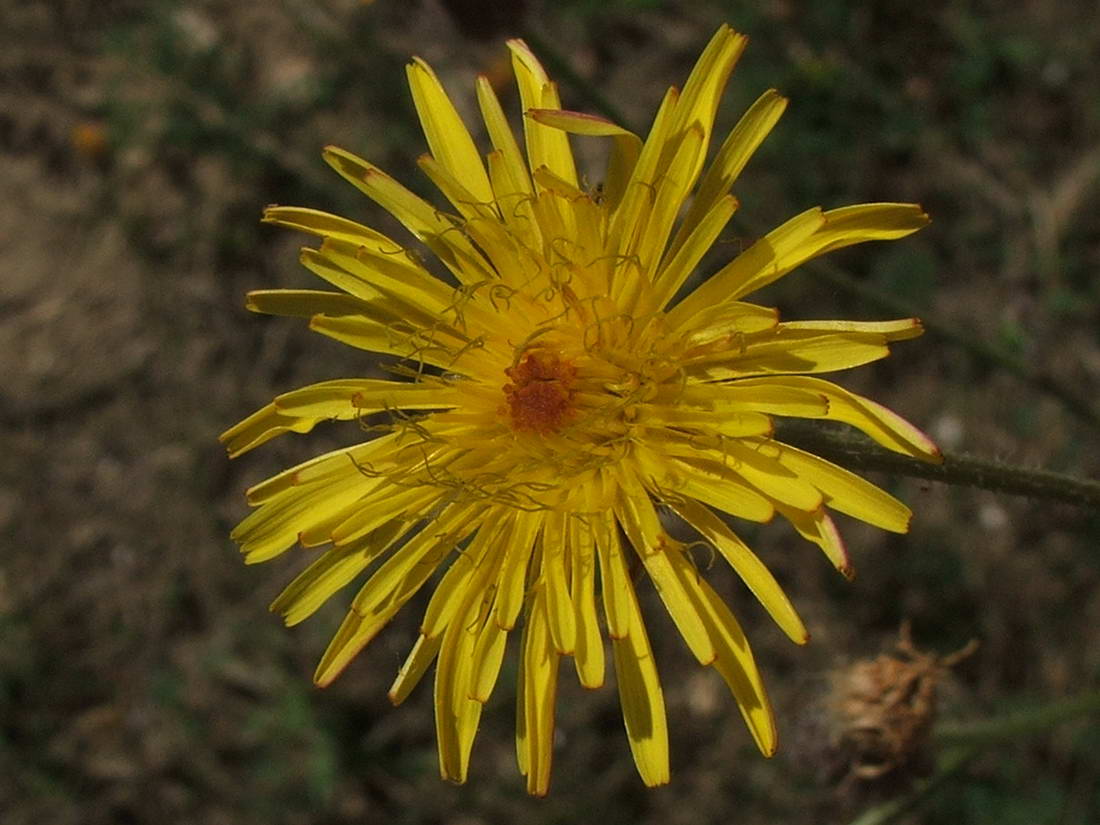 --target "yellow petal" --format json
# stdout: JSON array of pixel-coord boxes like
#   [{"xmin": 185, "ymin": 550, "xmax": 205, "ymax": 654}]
[
  {"xmin": 421, "ymin": 513, "xmax": 510, "ymax": 639},
  {"xmin": 530, "ymin": 165, "xmax": 587, "ymax": 201},
  {"xmin": 406, "ymin": 57, "xmax": 494, "ymax": 205},
  {"xmin": 493, "ymin": 512, "xmax": 543, "ymax": 630},
  {"xmin": 541, "ymin": 512, "xmax": 577, "ymax": 655},
  {"xmin": 389, "ymin": 632, "xmax": 443, "ymax": 706},
  {"xmin": 245, "ymin": 289, "xmax": 372, "ymax": 319},
  {"xmin": 475, "ymin": 76, "xmax": 533, "ymax": 196},
  {"xmin": 306, "ymin": 314, "xmax": 464, "ymax": 370},
  {"xmin": 244, "ymin": 434, "xmax": 399, "ymax": 504},
  {"xmin": 527, "ymin": 186, "xmax": 575, "ymax": 251},
  {"xmin": 220, "ymin": 402, "xmax": 329, "ymax": 458},
  {"xmin": 526, "ymin": 108, "xmax": 641, "ymax": 209},
  {"xmin": 516, "ymin": 586, "xmax": 560, "ymax": 796},
  {"xmin": 812, "ymin": 202, "xmax": 931, "ymax": 256},
  {"xmin": 667, "ymin": 550, "xmax": 777, "ymax": 756},
  {"xmin": 476, "ymin": 81, "xmax": 540, "ymax": 247},
  {"xmin": 314, "ymin": 608, "xmax": 393, "ymax": 689},
  {"xmin": 682, "ymin": 203, "xmax": 928, "ymax": 314},
  {"xmin": 667, "ymin": 206, "xmax": 825, "ymax": 328},
  {"xmin": 668, "ymin": 497, "xmax": 808, "ymax": 644},
  {"xmin": 664, "ymin": 456, "xmax": 776, "ymax": 523},
  {"xmin": 648, "ymin": 194, "xmax": 738, "ymax": 313},
  {"xmin": 485, "ymin": 149, "xmax": 541, "ymax": 247},
  {"xmin": 612, "ymin": 578, "xmax": 670, "ymax": 787},
  {"xmin": 459, "ymin": 210, "xmax": 532, "ymax": 285},
  {"xmin": 633, "ymin": 123, "xmax": 705, "ymax": 282},
  {"xmin": 297, "ymin": 245, "xmax": 455, "ymax": 329},
  {"xmin": 272, "ymin": 377, "xmax": 455, "ymax": 417},
  {"xmin": 666, "ymin": 24, "xmax": 748, "ymax": 184},
  {"xmin": 662, "ymin": 440, "xmax": 823, "ymax": 513},
  {"xmin": 747, "ymin": 437, "xmax": 912, "ymax": 532},
  {"xmin": 313, "ymin": 503, "xmax": 486, "ymax": 687},
  {"xmin": 667, "ymin": 88, "xmax": 787, "ymax": 259},
  {"xmin": 763, "ymin": 375, "xmax": 942, "ymax": 461},
  {"xmin": 417, "ymin": 153, "xmax": 494, "ymax": 223},
  {"xmin": 526, "ymin": 108, "xmax": 634, "ymax": 138},
  {"xmin": 263, "ymin": 205, "xmax": 395, "ymax": 245},
  {"xmin": 594, "ymin": 509, "xmax": 633, "ymax": 639},
  {"xmin": 230, "ymin": 476, "xmax": 375, "ymax": 564},
  {"xmin": 270, "ymin": 519, "xmax": 410, "ymax": 626},
  {"xmin": 223, "ymin": 387, "xmax": 420, "ymax": 459},
  {"xmin": 263, "ymin": 206, "xmax": 457, "ymax": 311},
  {"xmin": 615, "ymin": 471, "xmax": 716, "ymax": 665},
  {"xmin": 607, "ymin": 86, "xmax": 680, "ymax": 258},
  {"xmin": 779, "ymin": 318, "xmax": 922, "ymax": 340},
  {"xmin": 421, "ymin": 533, "xmax": 489, "ymax": 640},
  {"xmin": 434, "ymin": 592, "xmax": 486, "ymax": 783},
  {"xmin": 349, "ymin": 503, "xmax": 485, "ymax": 616},
  {"xmin": 747, "ymin": 203, "xmax": 928, "ymax": 298},
  {"xmin": 639, "ymin": 406, "xmax": 773, "ymax": 439},
  {"xmin": 568, "ymin": 515, "xmax": 605, "ymax": 689},
  {"xmin": 330, "ymin": 482, "xmax": 441, "ymax": 546},
  {"xmin": 659, "ymin": 382, "xmax": 829, "ymax": 418},
  {"xmin": 323, "ymin": 146, "xmax": 495, "ymax": 284},
  {"xmin": 685, "ymin": 327, "xmax": 893, "ymax": 380},
  {"xmin": 679, "ymin": 301, "xmax": 780, "ymax": 346},
  {"xmin": 469, "ymin": 619, "xmax": 509, "ymax": 703},
  {"xmin": 775, "ymin": 503, "xmax": 852, "ymax": 578},
  {"xmin": 314, "ymin": 237, "xmax": 462, "ymax": 319},
  {"xmin": 722, "ymin": 439, "xmax": 824, "ymax": 512},
  {"xmin": 507, "ymin": 39, "xmax": 578, "ymax": 187}
]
